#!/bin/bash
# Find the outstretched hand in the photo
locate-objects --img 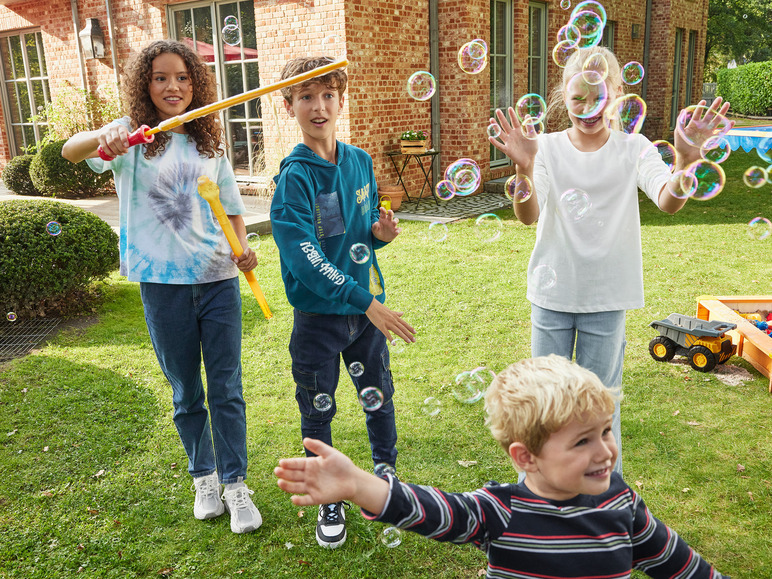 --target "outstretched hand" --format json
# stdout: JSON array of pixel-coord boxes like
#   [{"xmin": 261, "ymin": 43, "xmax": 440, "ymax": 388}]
[
  {"xmin": 674, "ymin": 97, "xmax": 733, "ymax": 168},
  {"xmin": 372, "ymin": 206, "xmax": 401, "ymax": 242},
  {"xmin": 366, "ymin": 298, "xmax": 416, "ymax": 344},
  {"xmin": 488, "ymin": 106, "xmax": 539, "ymax": 169}
]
